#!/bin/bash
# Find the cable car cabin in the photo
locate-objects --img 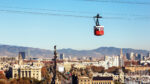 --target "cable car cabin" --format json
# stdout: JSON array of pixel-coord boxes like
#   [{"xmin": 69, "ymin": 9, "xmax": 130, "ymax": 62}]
[{"xmin": 94, "ymin": 26, "xmax": 104, "ymax": 36}]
